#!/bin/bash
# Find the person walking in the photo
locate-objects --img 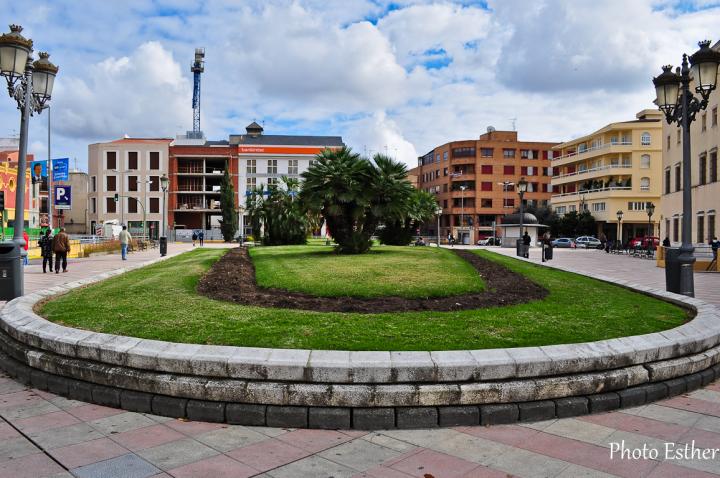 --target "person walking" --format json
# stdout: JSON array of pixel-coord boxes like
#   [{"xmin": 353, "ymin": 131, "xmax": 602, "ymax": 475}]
[
  {"xmin": 22, "ymin": 230, "xmax": 29, "ymax": 266},
  {"xmin": 198, "ymin": 230, "xmax": 204, "ymax": 247},
  {"xmin": 52, "ymin": 227, "xmax": 70, "ymax": 274},
  {"xmin": 522, "ymin": 231, "xmax": 531, "ymax": 258},
  {"xmin": 711, "ymin": 236, "xmax": 720, "ymax": 261},
  {"xmin": 38, "ymin": 229, "xmax": 53, "ymax": 273},
  {"xmin": 119, "ymin": 225, "xmax": 132, "ymax": 261},
  {"xmin": 191, "ymin": 230, "xmax": 197, "ymax": 247}
]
